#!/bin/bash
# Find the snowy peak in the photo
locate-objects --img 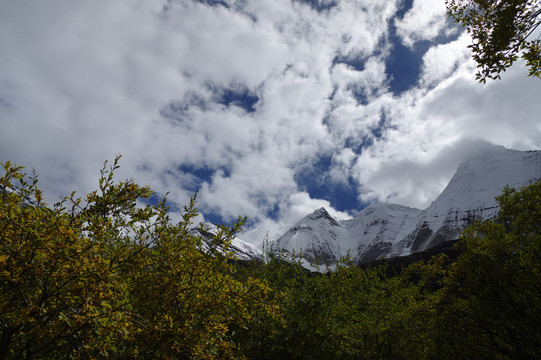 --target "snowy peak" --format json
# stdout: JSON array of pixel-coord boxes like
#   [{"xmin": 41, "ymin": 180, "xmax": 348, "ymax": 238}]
[
  {"xmin": 276, "ymin": 202, "xmax": 421, "ymax": 265},
  {"xmin": 427, "ymin": 147, "xmax": 541, "ymax": 216},
  {"xmin": 346, "ymin": 203, "xmax": 421, "ymax": 262},
  {"xmin": 354, "ymin": 203, "xmax": 421, "ymax": 222},
  {"xmin": 311, "ymin": 207, "xmax": 329, "ymax": 216},
  {"xmin": 275, "ymin": 208, "xmax": 345, "ymax": 264},
  {"xmin": 275, "ymin": 146, "xmax": 541, "ymax": 268},
  {"xmin": 304, "ymin": 207, "xmax": 342, "ymax": 227},
  {"xmin": 403, "ymin": 147, "xmax": 541, "ymax": 253}
]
